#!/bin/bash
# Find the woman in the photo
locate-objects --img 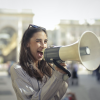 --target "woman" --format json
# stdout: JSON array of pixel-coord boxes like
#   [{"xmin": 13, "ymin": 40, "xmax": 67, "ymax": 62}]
[{"xmin": 10, "ymin": 24, "xmax": 68, "ymax": 100}]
